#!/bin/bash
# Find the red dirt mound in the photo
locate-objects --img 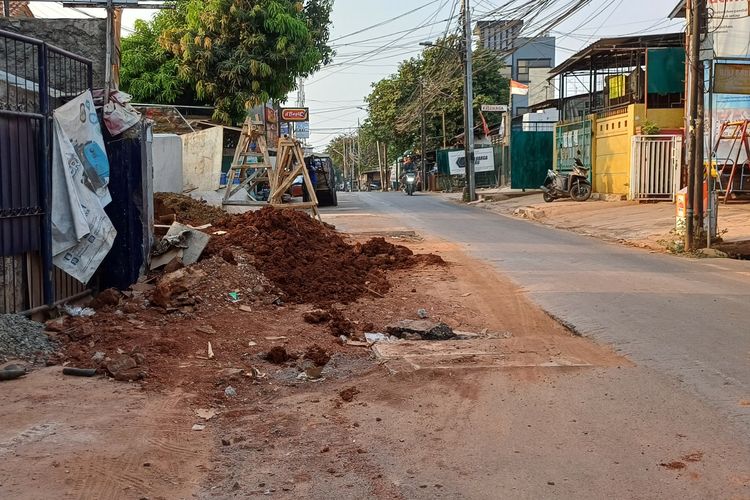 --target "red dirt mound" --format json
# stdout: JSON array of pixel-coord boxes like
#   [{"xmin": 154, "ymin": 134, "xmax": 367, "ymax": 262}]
[
  {"xmin": 207, "ymin": 208, "xmax": 441, "ymax": 305},
  {"xmin": 154, "ymin": 192, "xmax": 232, "ymax": 227}
]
